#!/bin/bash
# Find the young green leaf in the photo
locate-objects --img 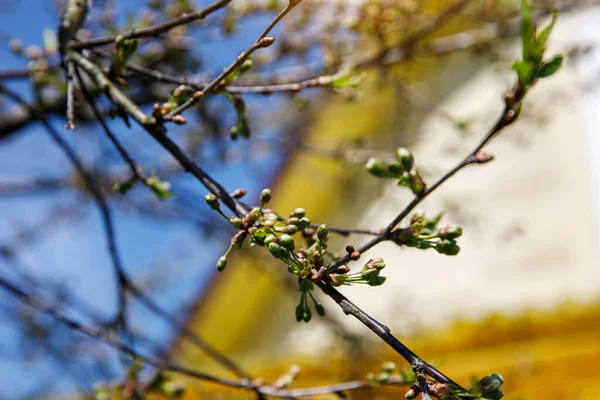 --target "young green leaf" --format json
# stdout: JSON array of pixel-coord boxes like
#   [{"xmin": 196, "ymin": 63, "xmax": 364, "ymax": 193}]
[{"xmin": 536, "ymin": 55, "xmax": 563, "ymax": 78}]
